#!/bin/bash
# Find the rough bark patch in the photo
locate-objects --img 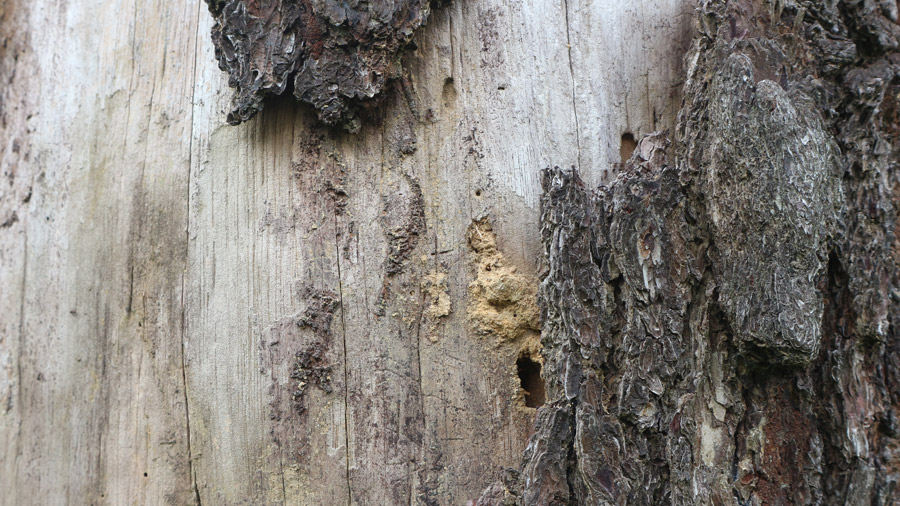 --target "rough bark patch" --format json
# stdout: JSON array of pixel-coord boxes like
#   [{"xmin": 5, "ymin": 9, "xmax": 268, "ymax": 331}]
[
  {"xmin": 477, "ymin": 1, "xmax": 900, "ymax": 503},
  {"xmin": 204, "ymin": 0, "xmax": 442, "ymax": 131}
]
